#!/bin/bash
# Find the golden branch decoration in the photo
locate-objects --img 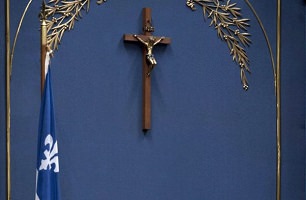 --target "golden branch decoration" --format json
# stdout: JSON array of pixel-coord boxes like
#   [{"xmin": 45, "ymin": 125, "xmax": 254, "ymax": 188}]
[
  {"xmin": 40, "ymin": 0, "xmax": 107, "ymax": 52},
  {"xmin": 187, "ymin": 0, "xmax": 251, "ymax": 90}
]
